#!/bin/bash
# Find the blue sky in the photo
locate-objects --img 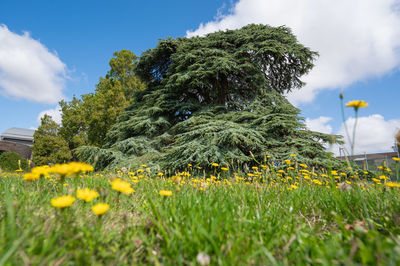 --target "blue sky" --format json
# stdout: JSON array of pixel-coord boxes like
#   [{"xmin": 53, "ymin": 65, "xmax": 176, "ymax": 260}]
[{"xmin": 0, "ymin": 0, "xmax": 399, "ymax": 155}]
